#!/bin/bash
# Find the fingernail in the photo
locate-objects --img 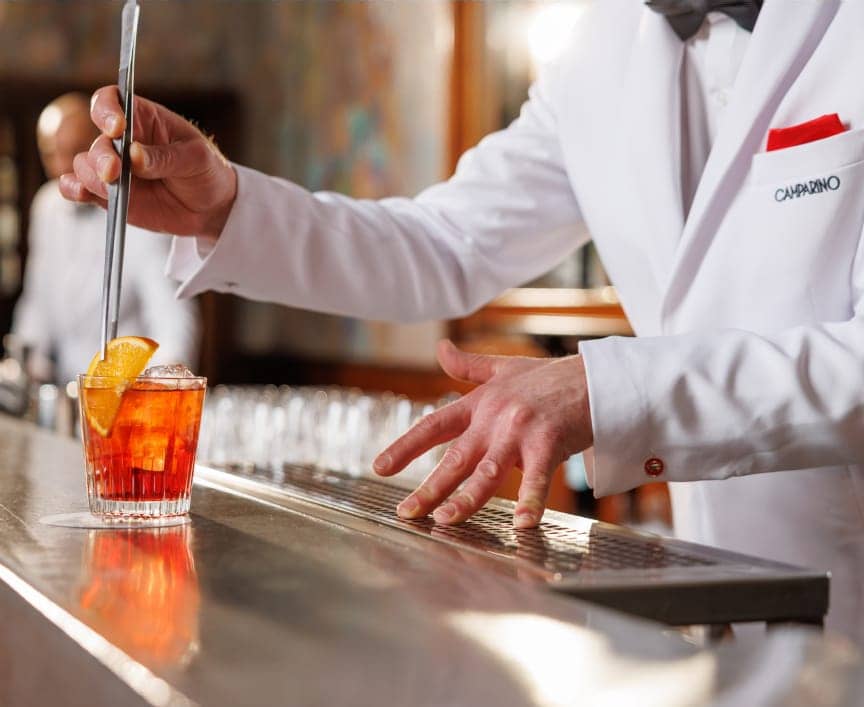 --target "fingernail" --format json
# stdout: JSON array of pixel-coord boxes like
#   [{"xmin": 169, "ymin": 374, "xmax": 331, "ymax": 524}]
[
  {"xmin": 97, "ymin": 155, "xmax": 112, "ymax": 181},
  {"xmin": 373, "ymin": 453, "xmax": 391, "ymax": 473},
  {"xmin": 397, "ymin": 496, "xmax": 420, "ymax": 518},
  {"xmin": 134, "ymin": 143, "xmax": 151, "ymax": 169},
  {"xmin": 433, "ymin": 503, "xmax": 456, "ymax": 523},
  {"xmin": 106, "ymin": 115, "xmax": 120, "ymax": 135},
  {"xmin": 514, "ymin": 511, "xmax": 537, "ymax": 529}
]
